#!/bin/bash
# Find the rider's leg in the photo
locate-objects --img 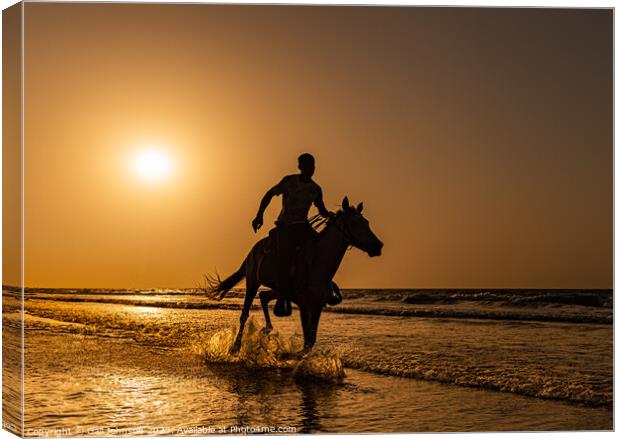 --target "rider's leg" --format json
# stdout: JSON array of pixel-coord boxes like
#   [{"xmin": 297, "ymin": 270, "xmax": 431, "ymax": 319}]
[
  {"xmin": 287, "ymin": 223, "xmax": 314, "ymax": 293},
  {"xmin": 274, "ymin": 223, "xmax": 313, "ymax": 309},
  {"xmin": 275, "ymin": 225, "xmax": 295, "ymax": 299}
]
